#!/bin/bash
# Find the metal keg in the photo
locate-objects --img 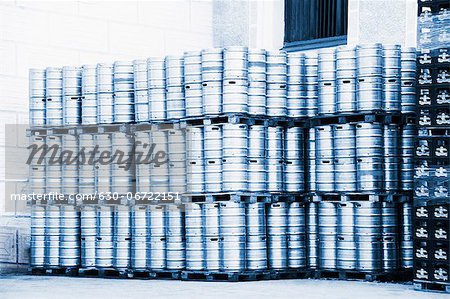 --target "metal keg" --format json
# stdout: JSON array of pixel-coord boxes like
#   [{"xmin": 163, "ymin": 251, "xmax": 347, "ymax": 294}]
[
  {"xmin": 113, "ymin": 91, "xmax": 135, "ymax": 123},
  {"xmin": 148, "ymin": 88, "xmax": 166, "ymax": 121},
  {"xmin": 223, "ymin": 46, "xmax": 248, "ymax": 79},
  {"xmin": 287, "ymin": 202, "xmax": 306, "ymax": 268},
  {"xmin": 165, "ymin": 56, "xmax": 184, "ymax": 86},
  {"xmin": 114, "ymin": 61, "xmax": 134, "ymax": 92},
  {"xmin": 248, "ymin": 125, "xmax": 266, "ymax": 158},
  {"xmin": 29, "ymin": 69, "xmax": 46, "ymax": 98},
  {"xmin": 355, "ymin": 202, "xmax": 382, "ymax": 235},
  {"xmin": 286, "ymin": 53, "xmax": 305, "ymax": 117},
  {"xmin": 382, "ymin": 235, "xmax": 398, "ymax": 271},
  {"xmin": 318, "ymin": 202, "xmax": 338, "ymax": 270},
  {"xmin": 45, "ymin": 205, "xmax": 60, "ymax": 267},
  {"xmin": 355, "ymin": 202, "xmax": 382, "ymax": 272},
  {"xmin": 62, "ymin": 66, "xmax": 82, "ymax": 96},
  {"xmin": 201, "ymin": 48, "xmax": 223, "ymax": 82},
  {"xmin": 184, "ymin": 51, "xmax": 202, "ymax": 84},
  {"xmin": 111, "ymin": 133, "xmax": 134, "ymax": 194},
  {"xmin": 356, "ymin": 122, "xmax": 383, "ymax": 158},
  {"xmin": 131, "ymin": 205, "xmax": 148, "ymax": 270},
  {"xmin": 96, "ymin": 205, "xmax": 114, "ymax": 268},
  {"xmin": 205, "ymin": 159, "xmax": 222, "ymax": 193},
  {"xmin": 29, "ymin": 136, "xmax": 46, "ymax": 195},
  {"xmin": 149, "ymin": 131, "xmax": 169, "ymax": 193},
  {"xmin": 400, "ymin": 48, "xmax": 417, "ymax": 114},
  {"xmin": 185, "ymin": 83, "xmax": 203, "ymax": 117},
  {"xmin": 165, "ymin": 205, "xmax": 185, "ymax": 270},
  {"xmin": 29, "ymin": 97, "xmax": 46, "ymax": 126},
  {"xmin": 202, "ymin": 81, "xmax": 222, "ymax": 115},
  {"xmin": 400, "ymin": 124, "xmax": 416, "ymax": 191},
  {"xmin": 264, "ymin": 137, "xmax": 282, "ymax": 187},
  {"xmin": 357, "ymin": 76, "xmax": 383, "ymax": 111},
  {"xmin": 315, "ymin": 125, "xmax": 334, "ymax": 159},
  {"xmin": 383, "ymin": 75, "xmax": 401, "ymax": 112},
  {"xmin": 337, "ymin": 202, "xmax": 356, "ymax": 270},
  {"xmin": 318, "ymin": 49, "xmax": 336, "ymax": 115},
  {"xmin": 166, "ymin": 86, "xmax": 186, "ymax": 120},
  {"xmin": 382, "ymin": 45, "xmax": 401, "ymax": 77},
  {"xmin": 148, "ymin": 205, "xmax": 166, "ymax": 270},
  {"xmin": 248, "ymin": 158, "xmax": 266, "ymax": 192},
  {"xmin": 356, "ymin": 235, "xmax": 382, "ymax": 272},
  {"xmin": 204, "ymin": 203, "xmax": 220, "ymax": 271},
  {"xmin": 94, "ymin": 93, "xmax": 112, "ymax": 125},
  {"xmin": 336, "ymin": 46, "xmax": 357, "ymax": 113},
  {"xmin": 81, "ymin": 93, "xmax": 97, "ymax": 125},
  {"xmin": 45, "ymin": 136, "xmax": 62, "ymax": 194},
  {"xmin": 381, "ymin": 202, "xmax": 398, "ymax": 236},
  {"xmin": 133, "ymin": 59, "xmax": 148, "ymax": 91},
  {"xmin": 219, "ymin": 202, "xmax": 246, "ymax": 271},
  {"xmin": 248, "ymin": 49, "xmax": 266, "ymax": 116},
  {"xmin": 186, "ymin": 129, "xmax": 205, "ymax": 193},
  {"xmin": 62, "ymin": 134, "xmax": 78, "ymax": 195},
  {"xmin": 384, "ymin": 124, "xmax": 400, "ymax": 191},
  {"xmin": 45, "ymin": 67, "xmax": 63, "ymax": 126},
  {"xmin": 30, "ymin": 205, "xmax": 46, "ymax": 267},
  {"xmin": 167, "ymin": 130, "xmax": 187, "ymax": 193},
  {"xmin": 267, "ymin": 126, "xmax": 284, "ymax": 159},
  {"xmin": 400, "ymin": 202, "xmax": 413, "ymax": 269},
  {"xmin": 204, "ymin": 125, "xmax": 222, "ymax": 159},
  {"xmin": 62, "ymin": 67, "xmax": 82, "ymax": 125},
  {"xmin": 60, "ymin": 205, "xmax": 80, "ymax": 267},
  {"xmin": 78, "ymin": 134, "xmax": 95, "ymax": 195},
  {"xmin": 267, "ymin": 202, "xmax": 288, "ymax": 269},
  {"xmin": 113, "ymin": 206, "xmax": 131, "ymax": 269},
  {"xmin": 267, "ymin": 157, "xmax": 284, "ymax": 192},
  {"xmin": 95, "ymin": 134, "xmax": 112, "ymax": 193},
  {"xmin": 316, "ymin": 159, "xmax": 335, "ymax": 192},
  {"xmin": 307, "ymin": 202, "xmax": 319, "ymax": 268},
  {"xmin": 246, "ymin": 202, "xmax": 267, "ymax": 270},
  {"xmin": 80, "ymin": 205, "xmax": 96, "ymax": 268},
  {"xmin": 147, "ymin": 57, "xmax": 166, "ymax": 88},
  {"xmin": 307, "ymin": 128, "xmax": 316, "ymax": 192},
  {"xmin": 222, "ymin": 123, "xmax": 248, "ymax": 158},
  {"xmin": 223, "ymin": 79, "xmax": 248, "ymax": 113},
  {"xmin": 333, "ymin": 124, "xmax": 356, "ymax": 159},
  {"xmin": 305, "ymin": 55, "xmax": 318, "ymax": 117},
  {"xmin": 223, "ymin": 156, "xmax": 247, "ymax": 192},
  {"xmin": 185, "ymin": 203, "xmax": 204, "ymax": 270},
  {"xmin": 284, "ymin": 127, "xmax": 305, "ymax": 192},
  {"xmin": 333, "ymin": 124, "xmax": 357, "ymax": 192},
  {"xmin": 357, "ymin": 157, "xmax": 383, "ymax": 192},
  {"xmin": 266, "ymin": 51, "xmax": 287, "ymax": 117},
  {"xmin": 97, "ymin": 63, "xmax": 114, "ymax": 93},
  {"xmin": 134, "ymin": 89, "xmax": 149, "ymax": 122},
  {"xmin": 357, "ymin": 44, "xmax": 383, "ymax": 77}
]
